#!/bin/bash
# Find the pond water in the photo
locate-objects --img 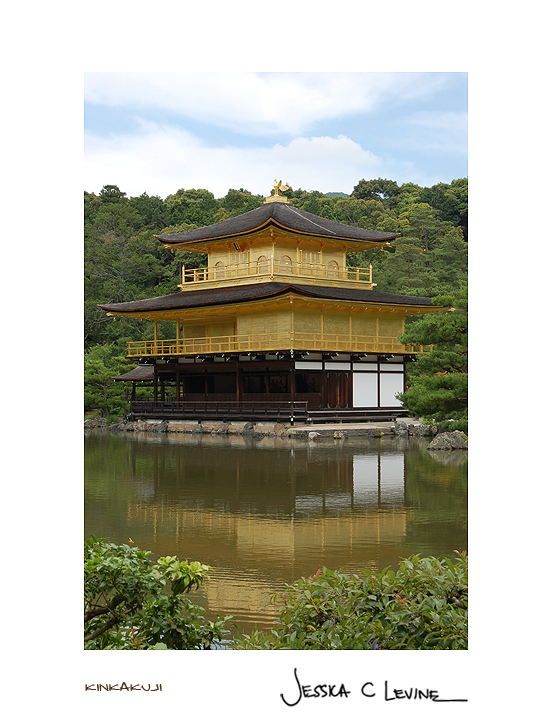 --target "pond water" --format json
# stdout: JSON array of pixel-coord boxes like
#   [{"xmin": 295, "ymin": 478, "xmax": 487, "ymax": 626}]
[{"xmin": 84, "ymin": 430, "xmax": 467, "ymax": 633}]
